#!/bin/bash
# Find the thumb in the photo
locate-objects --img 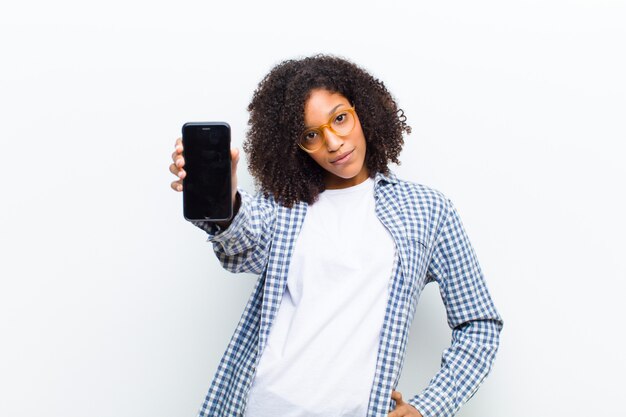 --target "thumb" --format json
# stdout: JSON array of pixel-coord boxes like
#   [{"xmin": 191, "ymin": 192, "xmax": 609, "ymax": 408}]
[
  {"xmin": 231, "ymin": 147, "xmax": 240, "ymax": 172},
  {"xmin": 391, "ymin": 390, "xmax": 404, "ymax": 404},
  {"xmin": 230, "ymin": 148, "xmax": 240, "ymax": 202}
]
